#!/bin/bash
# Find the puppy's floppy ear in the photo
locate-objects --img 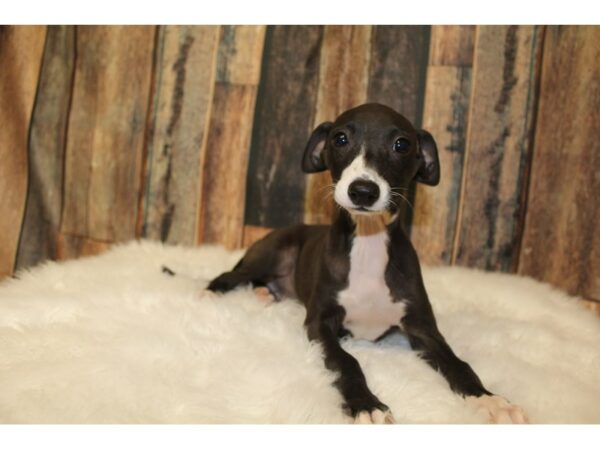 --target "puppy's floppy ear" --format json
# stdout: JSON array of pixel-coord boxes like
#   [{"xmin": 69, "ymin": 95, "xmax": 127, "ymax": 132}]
[
  {"xmin": 301, "ymin": 122, "xmax": 332, "ymax": 173},
  {"xmin": 415, "ymin": 129, "xmax": 440, "ymax": 186}
]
